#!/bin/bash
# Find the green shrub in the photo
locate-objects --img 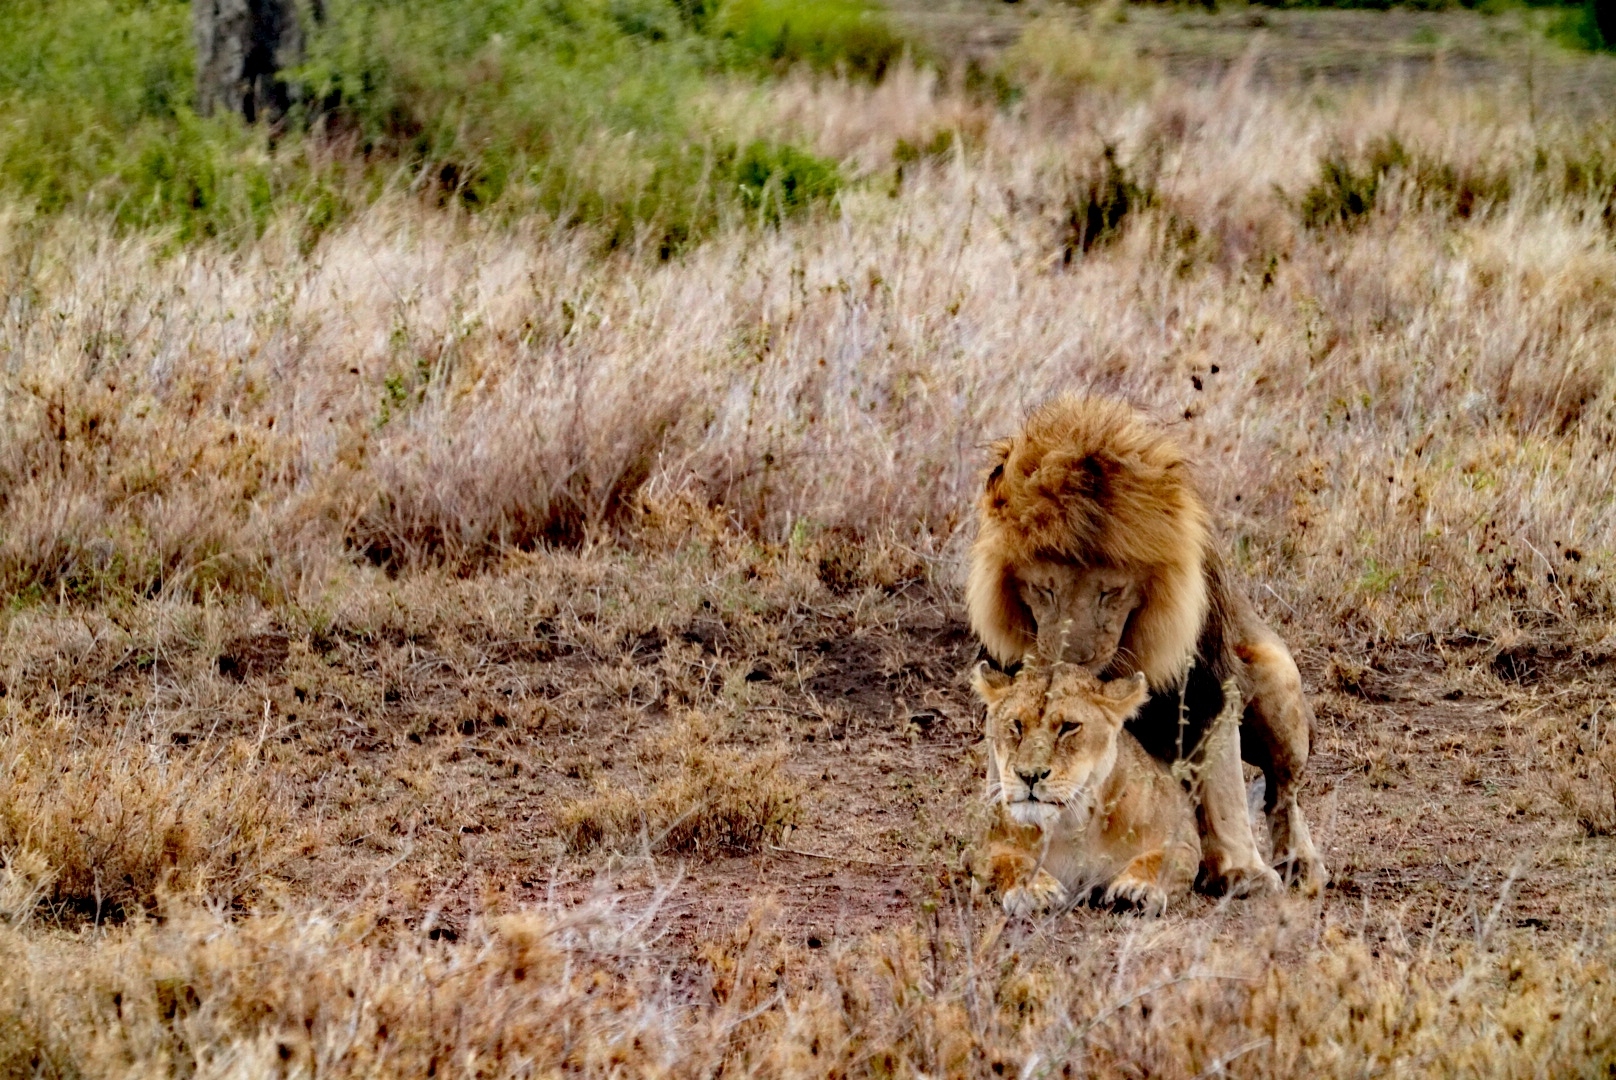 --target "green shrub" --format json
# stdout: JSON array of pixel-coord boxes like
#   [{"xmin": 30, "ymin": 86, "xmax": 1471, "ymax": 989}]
[
  {"xmin": 1549, "ymin": 1, "xmax": 1616, "ymax": 51},
  {"xmin": 735, "ymin": 140, "xmax": 842, "ymax": 225},
  {"xmin": 712, "ymin": 0, "xmax": 908, "ymax": 80},
  {"xmin": 0, "ymin": 0, "xmax": 878, "ymax": 250},
  {"xmin": 1300, "ymin": 136, "xmax": 1408, "ymax": 229},
  {"xmin": 1061, "ymin": 146, "xmax": 1154, "ymax": 262},
  {"xmin": 0, "ymin": 0, "xmax": 294, "ymax": 243},
  {"xmin": 1300, "ymin": 137, "xmax": 1513, "ymax": 230}
]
